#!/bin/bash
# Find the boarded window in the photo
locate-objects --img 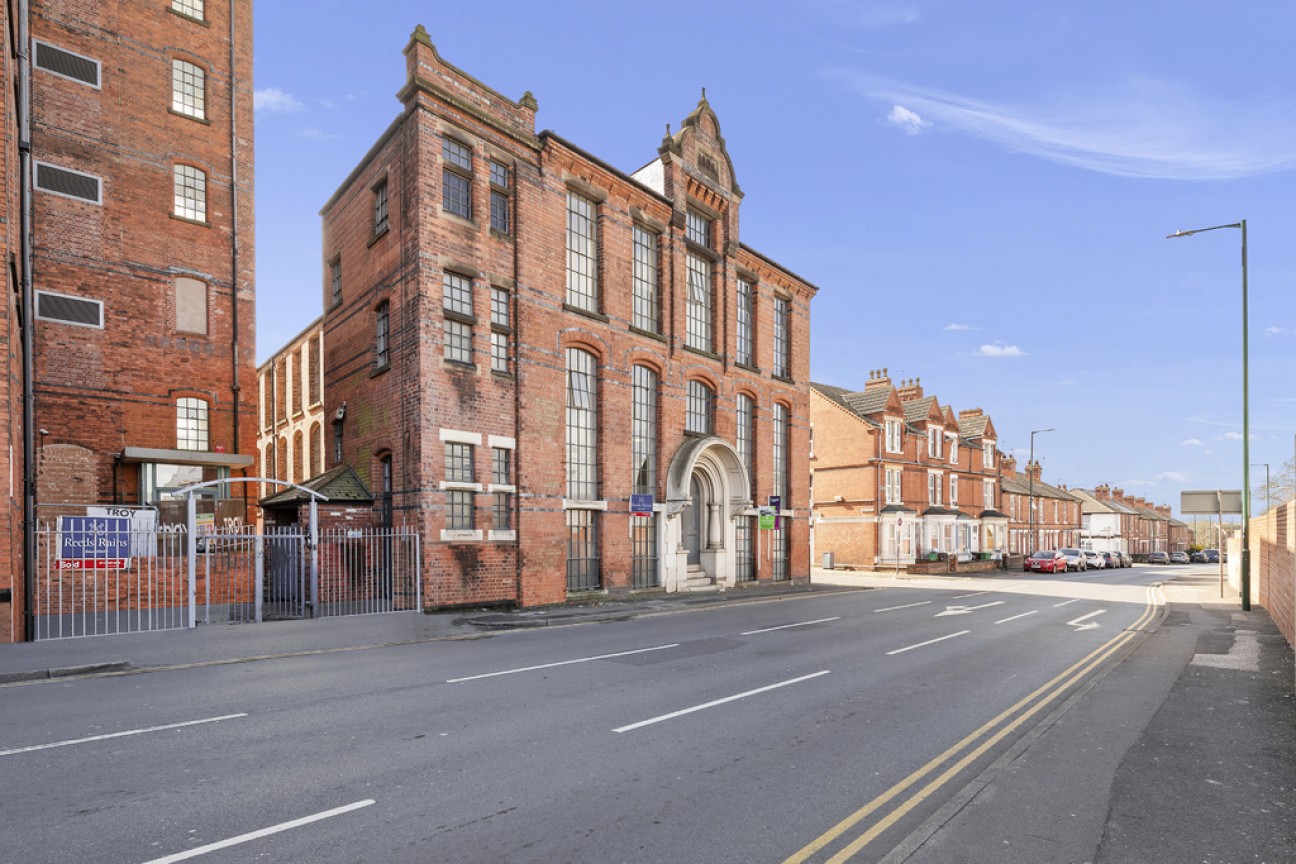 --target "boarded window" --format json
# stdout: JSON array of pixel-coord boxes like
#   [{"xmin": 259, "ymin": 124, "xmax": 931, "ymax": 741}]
[{"xmin": 175, "ymin": 277, "xmax": 207, "ymax": 334}]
